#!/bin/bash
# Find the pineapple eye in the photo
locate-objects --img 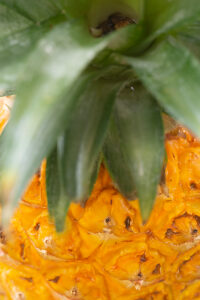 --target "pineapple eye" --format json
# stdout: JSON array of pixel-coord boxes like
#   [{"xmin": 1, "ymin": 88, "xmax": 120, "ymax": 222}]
[
  {"xmin": 190, "ymin": 182, "xmax": 197, "ymax": 189},
  {"xmin": 20, "ymin": 277, "xmax": 33, "ymax": 283},
  {"xmin": 15, "ymin": 292, "xmax": 25, "ymax": 300},
  {"xmin": 71, "ymin": 287, "xmax": 78, "ymax": 296},
  {"xmin": 43, "ymin": 236, "xmax": 52, "ymax": 247},
  {"xmin": 140, "ymin": 254, "xmax": 147, "ymax": 262},
  {"xmin": 165, "ymin": 228, "xmax": 176, "ymax": 239},
  {"xmin": 104, "ymin": 217, "xmax": 111, "ymax": 224},
  {"xmin": 152, "ymin": 264, "xmax": 161, "ymax": 275},
  {"xmin": 33, "ymin": 223, "xmax": 40, "ymax": 231},
  {"xmin": 191, "ymin": 228, "xmax": 198, "ymax": 235},
  {"xmin": 20, "ymin": 243, "xmax": 25, "ymax": 260},
  {"xmin": 48, "ymin": 276, "xmax": 60, "ymax": 283},
  {"xmin": 0, "ymin": 227, "xmax": 6, "ymax": 244},
  {"xmin": 124, "ymin": 216, "xmax": 131, "ymax": 230}
]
